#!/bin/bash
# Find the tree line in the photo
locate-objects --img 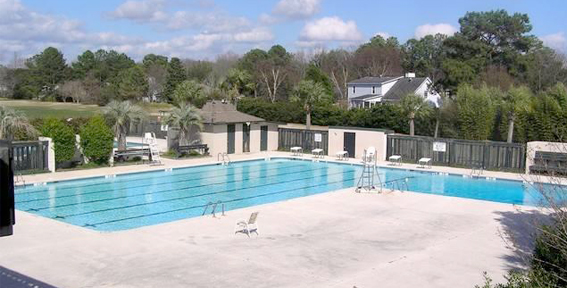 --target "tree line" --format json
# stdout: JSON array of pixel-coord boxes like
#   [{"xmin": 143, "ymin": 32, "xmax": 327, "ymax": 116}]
[{"xmin": 1, "ymin": 10, "xmax": 566, "ymax": 142}]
